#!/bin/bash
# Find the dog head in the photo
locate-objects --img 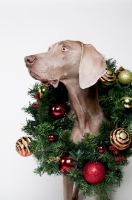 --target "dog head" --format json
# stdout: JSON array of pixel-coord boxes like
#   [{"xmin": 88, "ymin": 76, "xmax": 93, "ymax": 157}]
[{"xmin": 24, "ymin": 40, "xmax": 106, "ymax": 88}]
